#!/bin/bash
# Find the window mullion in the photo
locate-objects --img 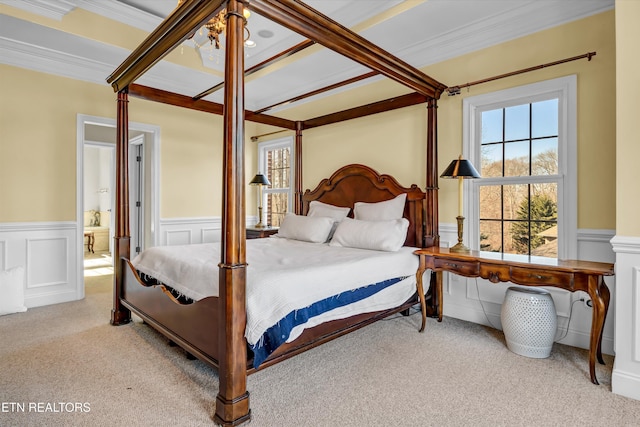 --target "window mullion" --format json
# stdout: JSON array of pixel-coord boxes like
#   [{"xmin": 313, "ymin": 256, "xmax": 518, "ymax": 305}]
[{"xmin": 466, "ymin": 76, "xmax": 575, "ymax": 257}]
